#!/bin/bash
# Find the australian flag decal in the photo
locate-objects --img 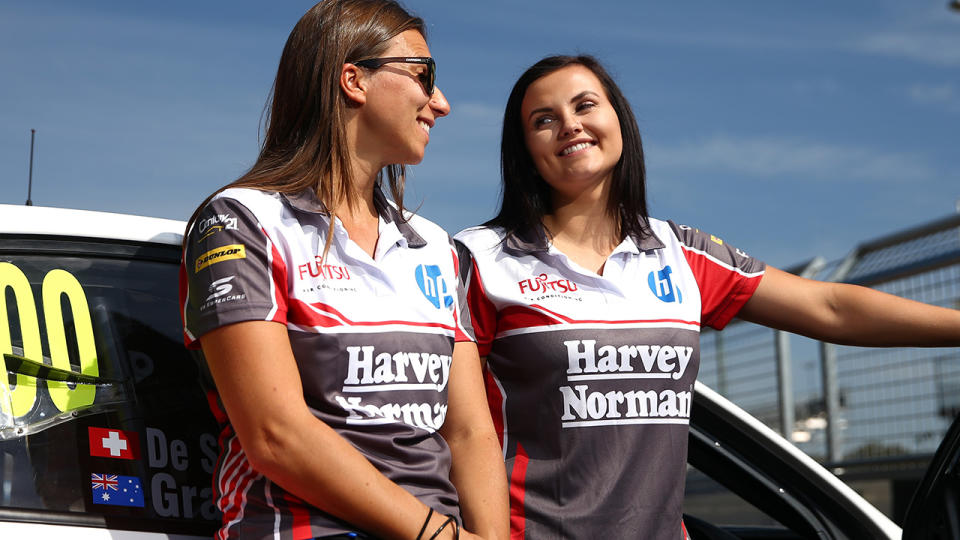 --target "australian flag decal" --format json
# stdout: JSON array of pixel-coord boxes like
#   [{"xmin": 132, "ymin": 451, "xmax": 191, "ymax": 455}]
[{"xmin": 91, "ymin": 473, "xmax": 145, "ymax": 507}]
